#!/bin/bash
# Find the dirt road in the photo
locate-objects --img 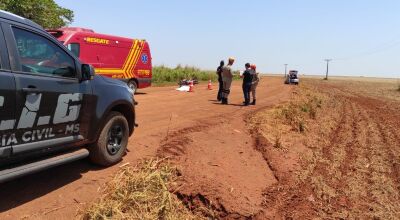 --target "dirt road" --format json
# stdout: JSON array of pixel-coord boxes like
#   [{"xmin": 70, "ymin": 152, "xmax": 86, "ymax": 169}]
[{"xmin": 0, "ymin": 77, "xmax": 292, "ymax": 219}]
